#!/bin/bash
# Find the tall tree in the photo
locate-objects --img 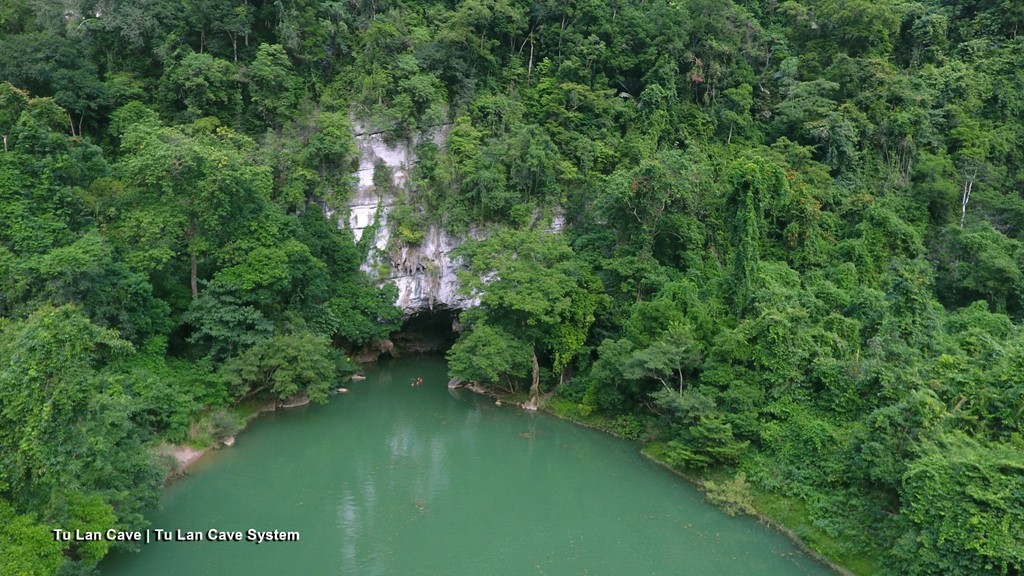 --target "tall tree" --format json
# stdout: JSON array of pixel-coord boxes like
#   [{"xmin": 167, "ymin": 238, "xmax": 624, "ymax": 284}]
[
  {"xmin": 113, "ymin": 111, "xmax": 271, "ymax": 299},
  {"xmin": 722, "ymin": 154, "xmax": 787, "ymax": 316},
  {"xmin": 452, "ymin": 228, "xmax": 602, "ymax": 406}
]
